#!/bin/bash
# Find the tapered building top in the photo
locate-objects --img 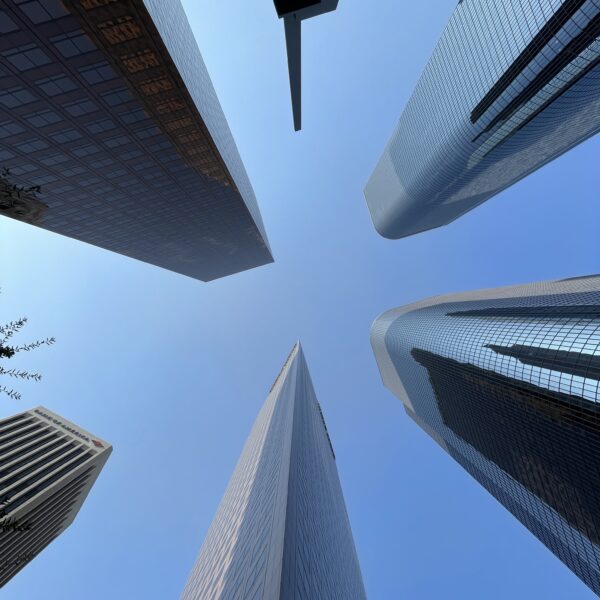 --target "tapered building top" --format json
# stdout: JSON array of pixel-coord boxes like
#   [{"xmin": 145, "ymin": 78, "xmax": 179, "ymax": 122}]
[
  {"xmin": 274, "ymin": 1, "xmax": 339, "ymax": 131},
  {"xmin": 365, "ymin": 1, "xmax": 600, "ymax": 238},
  {"xmin": 0, "ymin": 0, "xmax": 272, "ymax": 281},
  {"xmin": 181, "ymin": 343, "xmax": 366, "ymax": 599},
  {"xmin": 371, "ymin": 275, "xmax": 600, "ymax": 595}
]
